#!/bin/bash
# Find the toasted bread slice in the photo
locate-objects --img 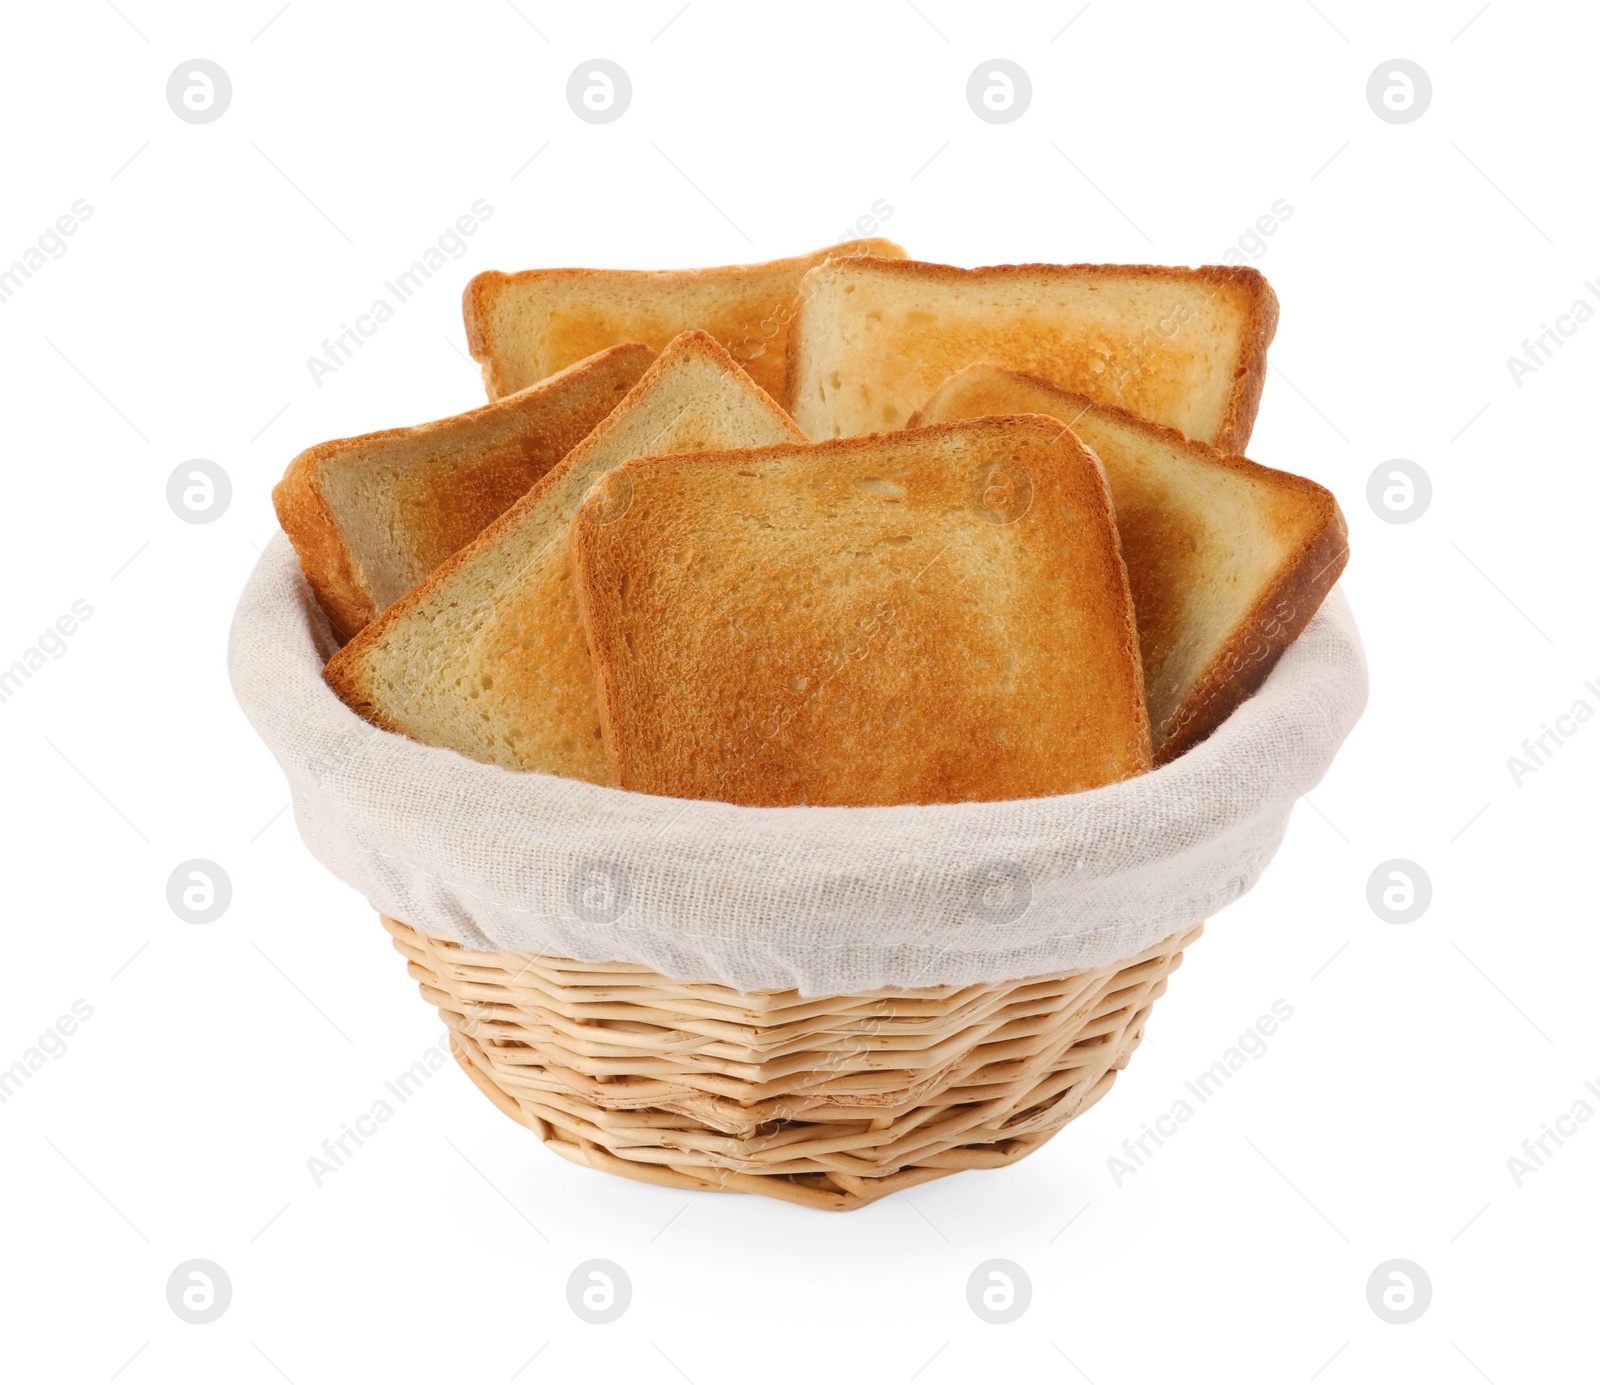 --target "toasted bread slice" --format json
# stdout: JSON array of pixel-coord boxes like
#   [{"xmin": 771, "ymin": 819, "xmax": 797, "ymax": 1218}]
[
  {"xmin": 571, "ymin": 418, "xmax": 1152, "ymax": 807},
  {"xmin": 786, "ymin": 257, "xmax": 1277, "ymax": 451},
  {"xmin": 910, "ymin": 364, "xmax": 1347, "ymax": 761},
  {"xmin": 273, "ymin": 344, "xmax": 653, "ymax": 639},
  {"xmin": 463, "ymin": 239, "xmax": 907, "ymax": 404},
  {"xmin": 323, "ymin": 331, "xmax": 806, "ymax": 784}
]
